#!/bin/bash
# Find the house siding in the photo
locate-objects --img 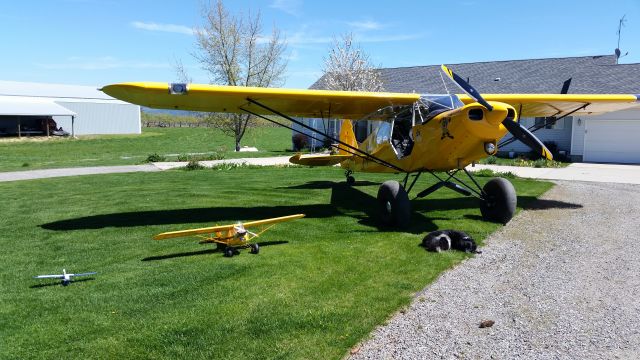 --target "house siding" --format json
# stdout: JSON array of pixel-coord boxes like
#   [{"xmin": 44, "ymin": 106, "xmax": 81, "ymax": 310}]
[
  {"xmin": 291, "ymin": 118, "xmax": 340, "ymax": 151},
  {"xmin": 499, "ymin": 117, "xmax": 573, "ymax": 155}
]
